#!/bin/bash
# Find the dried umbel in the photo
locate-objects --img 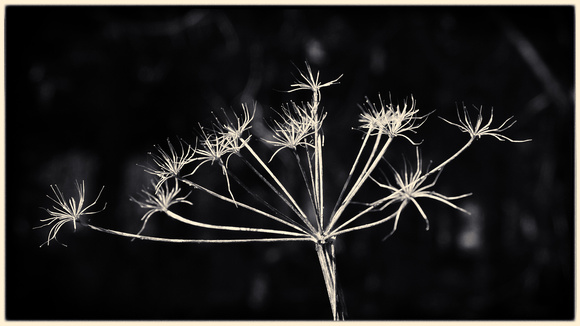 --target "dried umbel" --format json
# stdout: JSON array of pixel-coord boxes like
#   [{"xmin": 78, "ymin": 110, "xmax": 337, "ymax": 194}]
[
  {"xmin": 38, "ymin": 63, "xmax": 530, "ymax": 320},
  {"xmin": 144, "ymin": 138, "xmax": 196, "ymax": 192},
  {"xmin": 36, "ymin": 180, "xmax": 106, "ymax": 247}
]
